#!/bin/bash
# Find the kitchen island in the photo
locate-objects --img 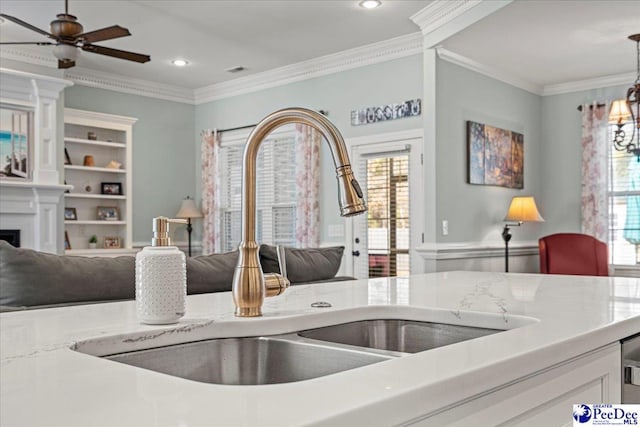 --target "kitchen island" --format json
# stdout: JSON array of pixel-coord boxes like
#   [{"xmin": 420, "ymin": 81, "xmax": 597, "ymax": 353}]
[{"xmin": 1, "ymin": 271, "xmax": 639, "ymax": 426}]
